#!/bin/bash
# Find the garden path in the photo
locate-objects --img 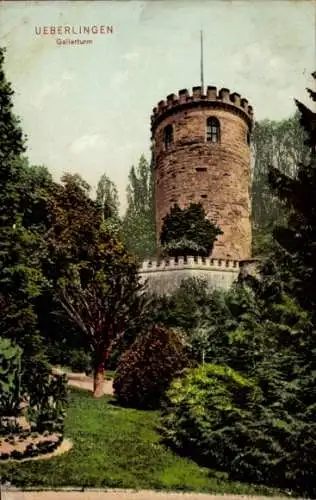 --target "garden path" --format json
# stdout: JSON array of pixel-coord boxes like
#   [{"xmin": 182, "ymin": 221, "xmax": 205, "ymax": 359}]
[
  {"xmin": 1, "ymin": 490, "xmax": 290, "ymax": 500},
  {"xmin": 52, "ymin": 367, "xmax": 114, "ymax": 395}
]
